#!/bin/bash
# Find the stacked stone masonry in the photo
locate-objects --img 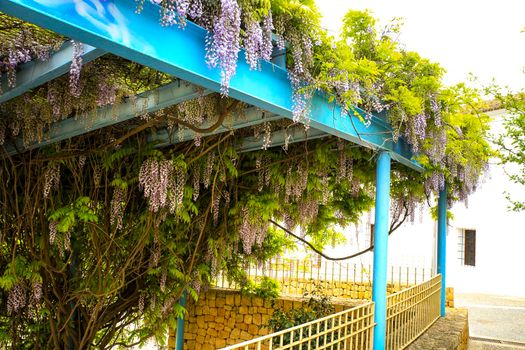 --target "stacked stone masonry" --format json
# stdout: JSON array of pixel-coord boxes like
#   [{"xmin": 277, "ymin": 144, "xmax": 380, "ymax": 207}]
[
  {"xmin": 168, "ymin": 289, "xmax": 361, "ymax": 350},
  {"xmin": 167, "ymin": 284, "xmax": 454, "ymax": 349}
]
